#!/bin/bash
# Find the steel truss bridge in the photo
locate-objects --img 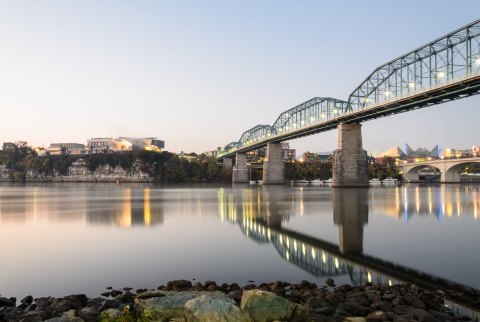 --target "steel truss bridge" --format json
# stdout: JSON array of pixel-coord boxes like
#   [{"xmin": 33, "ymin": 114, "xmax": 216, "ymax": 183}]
[{"xmin": 217, "ymin": 19, "xmax": 480, "ymax": 159}]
